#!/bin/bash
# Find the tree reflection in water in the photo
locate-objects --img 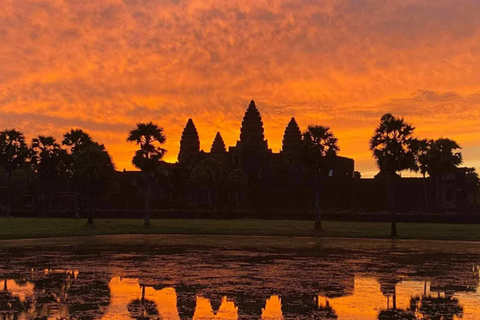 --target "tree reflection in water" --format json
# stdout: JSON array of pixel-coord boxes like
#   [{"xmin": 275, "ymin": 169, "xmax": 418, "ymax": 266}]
[
  {"xmin": 315, "ymin": 296, "xmax": 338, "ymax": 320},
  {"xmin": 0, "ymin": 279, "xmax": 31, "ymax": 320},
  {"xmin": 127, "ymin": 298, "xmax": 159, "ymax": 320},
  {"xmin": 410, "ymin": 293, "xmax": 463, "ymax": 320},
  {"xmin": 0, "ymin": 238, "xmax": 480, "ymax": 319}
]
